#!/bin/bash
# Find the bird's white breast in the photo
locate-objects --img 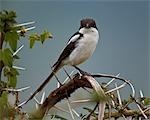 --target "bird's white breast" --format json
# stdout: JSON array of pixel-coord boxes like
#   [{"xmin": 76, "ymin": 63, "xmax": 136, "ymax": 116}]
[{"xmin": 66, "ymin": 28, "xmax": 99, "ymax": 66}]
